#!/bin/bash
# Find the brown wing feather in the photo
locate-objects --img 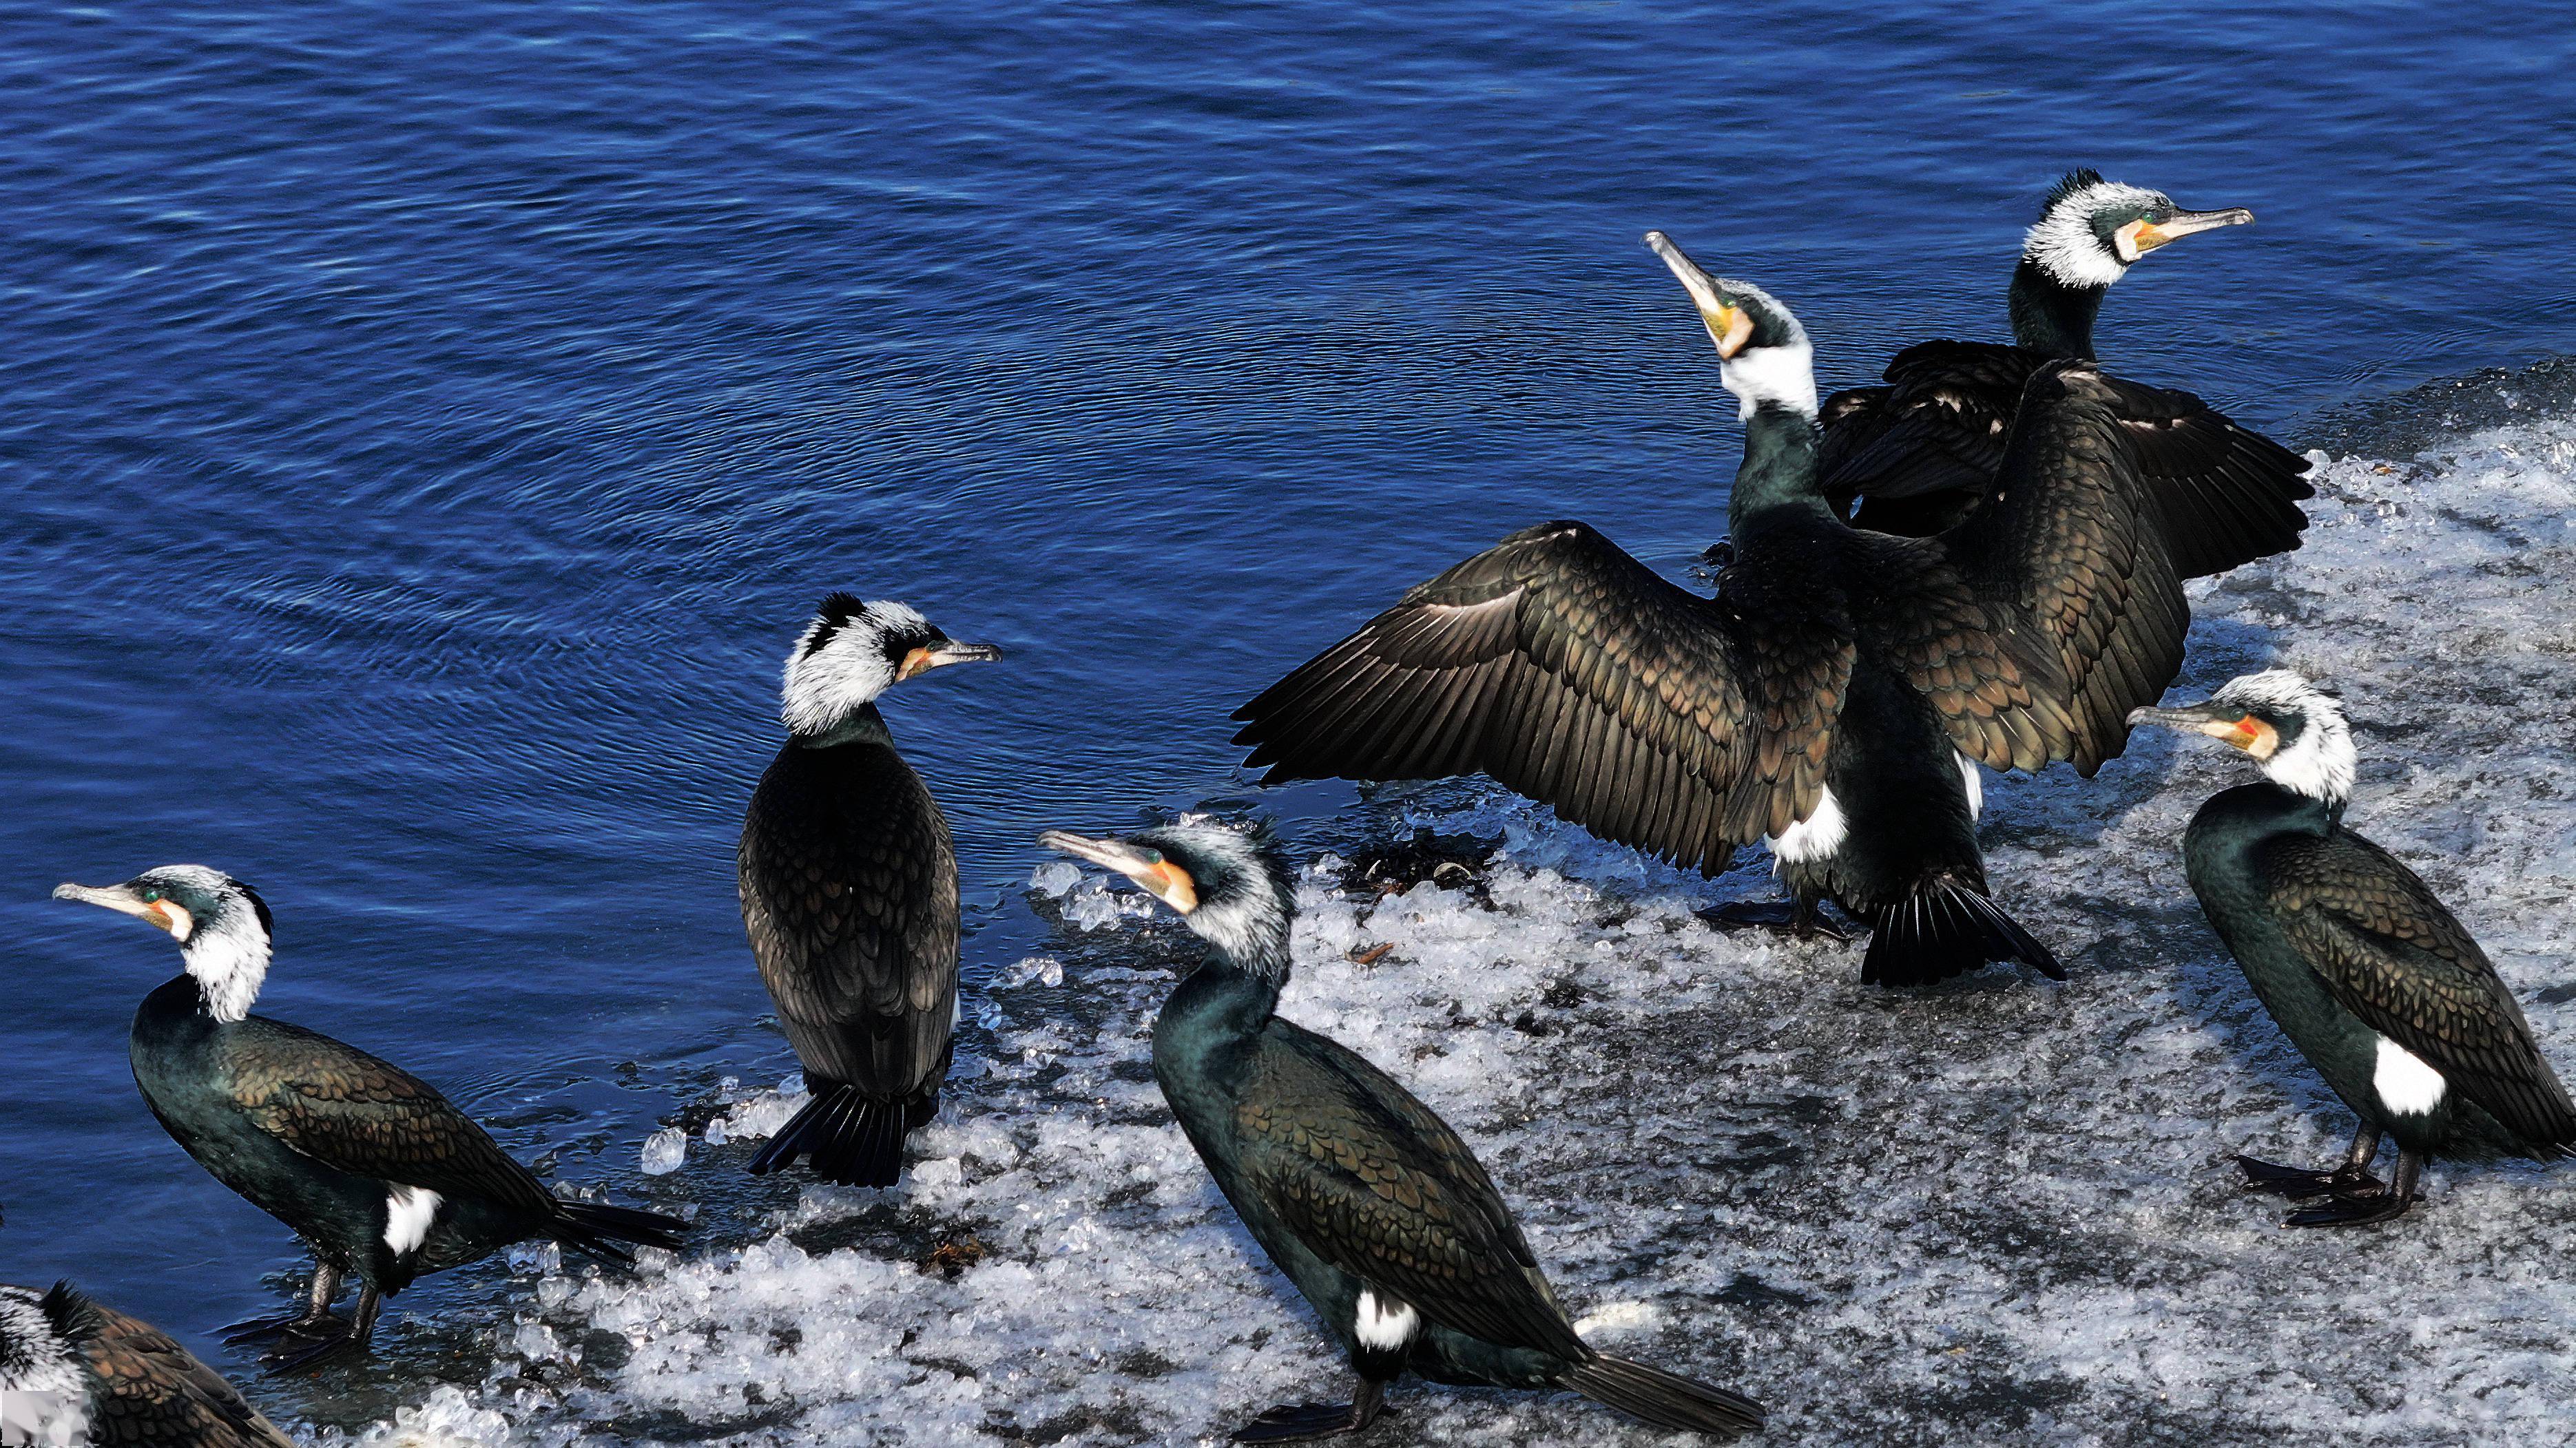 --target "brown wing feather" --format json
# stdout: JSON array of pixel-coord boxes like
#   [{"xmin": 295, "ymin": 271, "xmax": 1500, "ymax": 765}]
[
  {"xmin": 2265, "ymin": 830, "xmax": 2576, "ymax": 1149},
  {"xmin": 1235, "ymin": 520, "xmax": 1844, "ymax": 872},
  {"xmin": 1236, "ymin": 1023, "xmax": 1586, "ymax": 1360},
  {"xmin": 740, "ymin": 736, "xmax": 959, "ymax": 1099},
  {"xmin": 220, "ymin": 1020, "xmax": 558, "ymax": 1215},
  {"xmin": 52, "ymin": 1286, "xmax": 297, "ymax": 1448}
]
